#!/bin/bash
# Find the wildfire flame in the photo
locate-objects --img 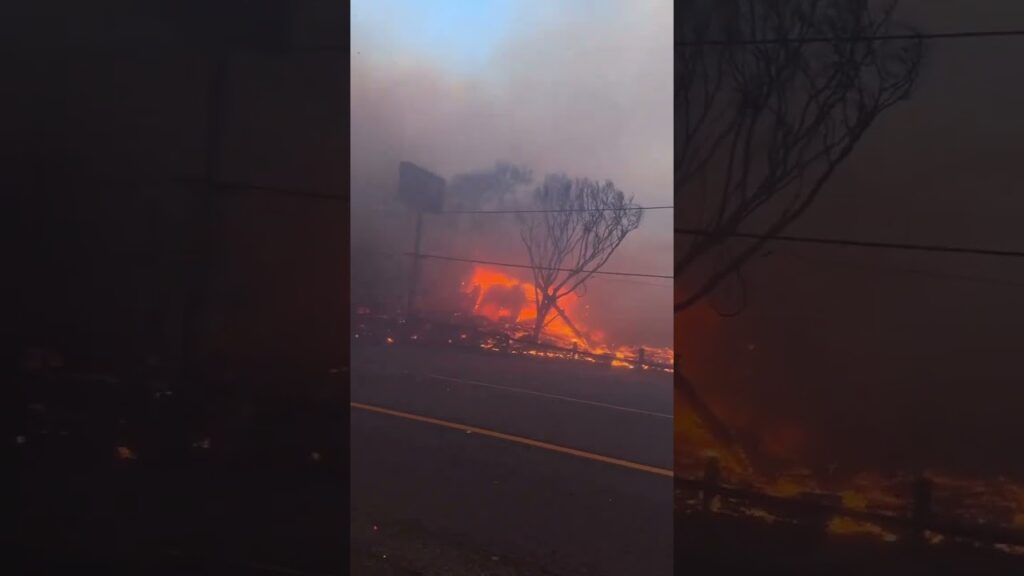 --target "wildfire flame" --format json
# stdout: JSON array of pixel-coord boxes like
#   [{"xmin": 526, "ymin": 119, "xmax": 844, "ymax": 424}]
[
  {"xmin": 462, "ymin": 265, "xmax": 673, "ymax": 367},
  {"xmin": 464, "ymin": 266, "xmax": 581, "ymax": 343}
]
